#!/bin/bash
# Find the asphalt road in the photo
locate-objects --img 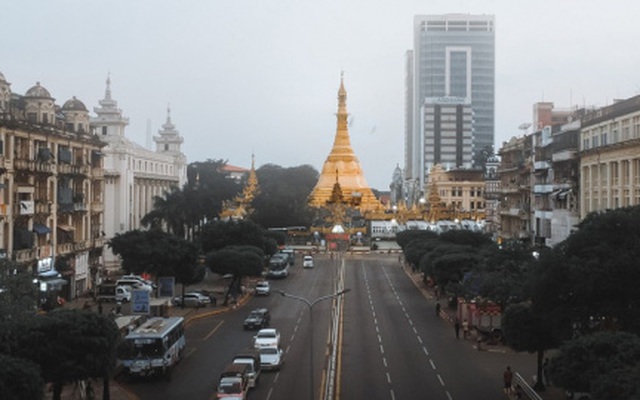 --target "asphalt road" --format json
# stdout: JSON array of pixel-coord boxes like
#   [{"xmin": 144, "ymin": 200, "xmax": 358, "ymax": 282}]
[{"xmin": 119, "ymin": 252, "xmax": 536, "ymax": 400}]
